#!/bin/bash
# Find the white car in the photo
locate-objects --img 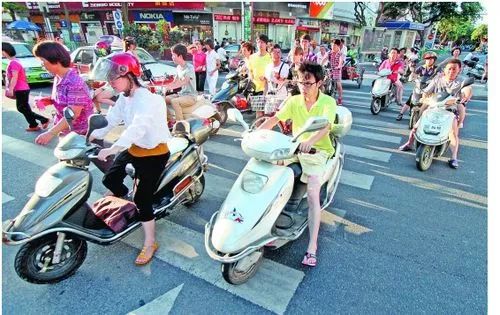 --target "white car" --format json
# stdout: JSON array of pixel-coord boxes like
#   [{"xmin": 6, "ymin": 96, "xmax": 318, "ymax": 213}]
[{"xmin": 70, "ymin": 46, "xmax": 177, "ymax": 79}]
